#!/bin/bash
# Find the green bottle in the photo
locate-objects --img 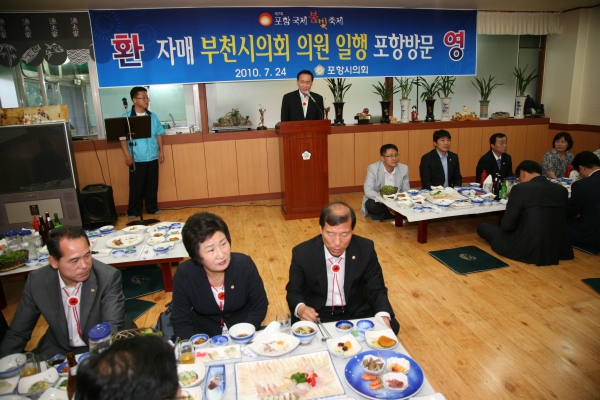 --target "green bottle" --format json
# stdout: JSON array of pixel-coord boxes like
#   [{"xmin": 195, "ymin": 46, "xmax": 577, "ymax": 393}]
[
  {"xmin": 53, "ymin": 213, "xmax": 63, "ymax": 228},
  {"xmin": 500, "ymin": 179, "xmax": 508, "ymax": 199}
]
